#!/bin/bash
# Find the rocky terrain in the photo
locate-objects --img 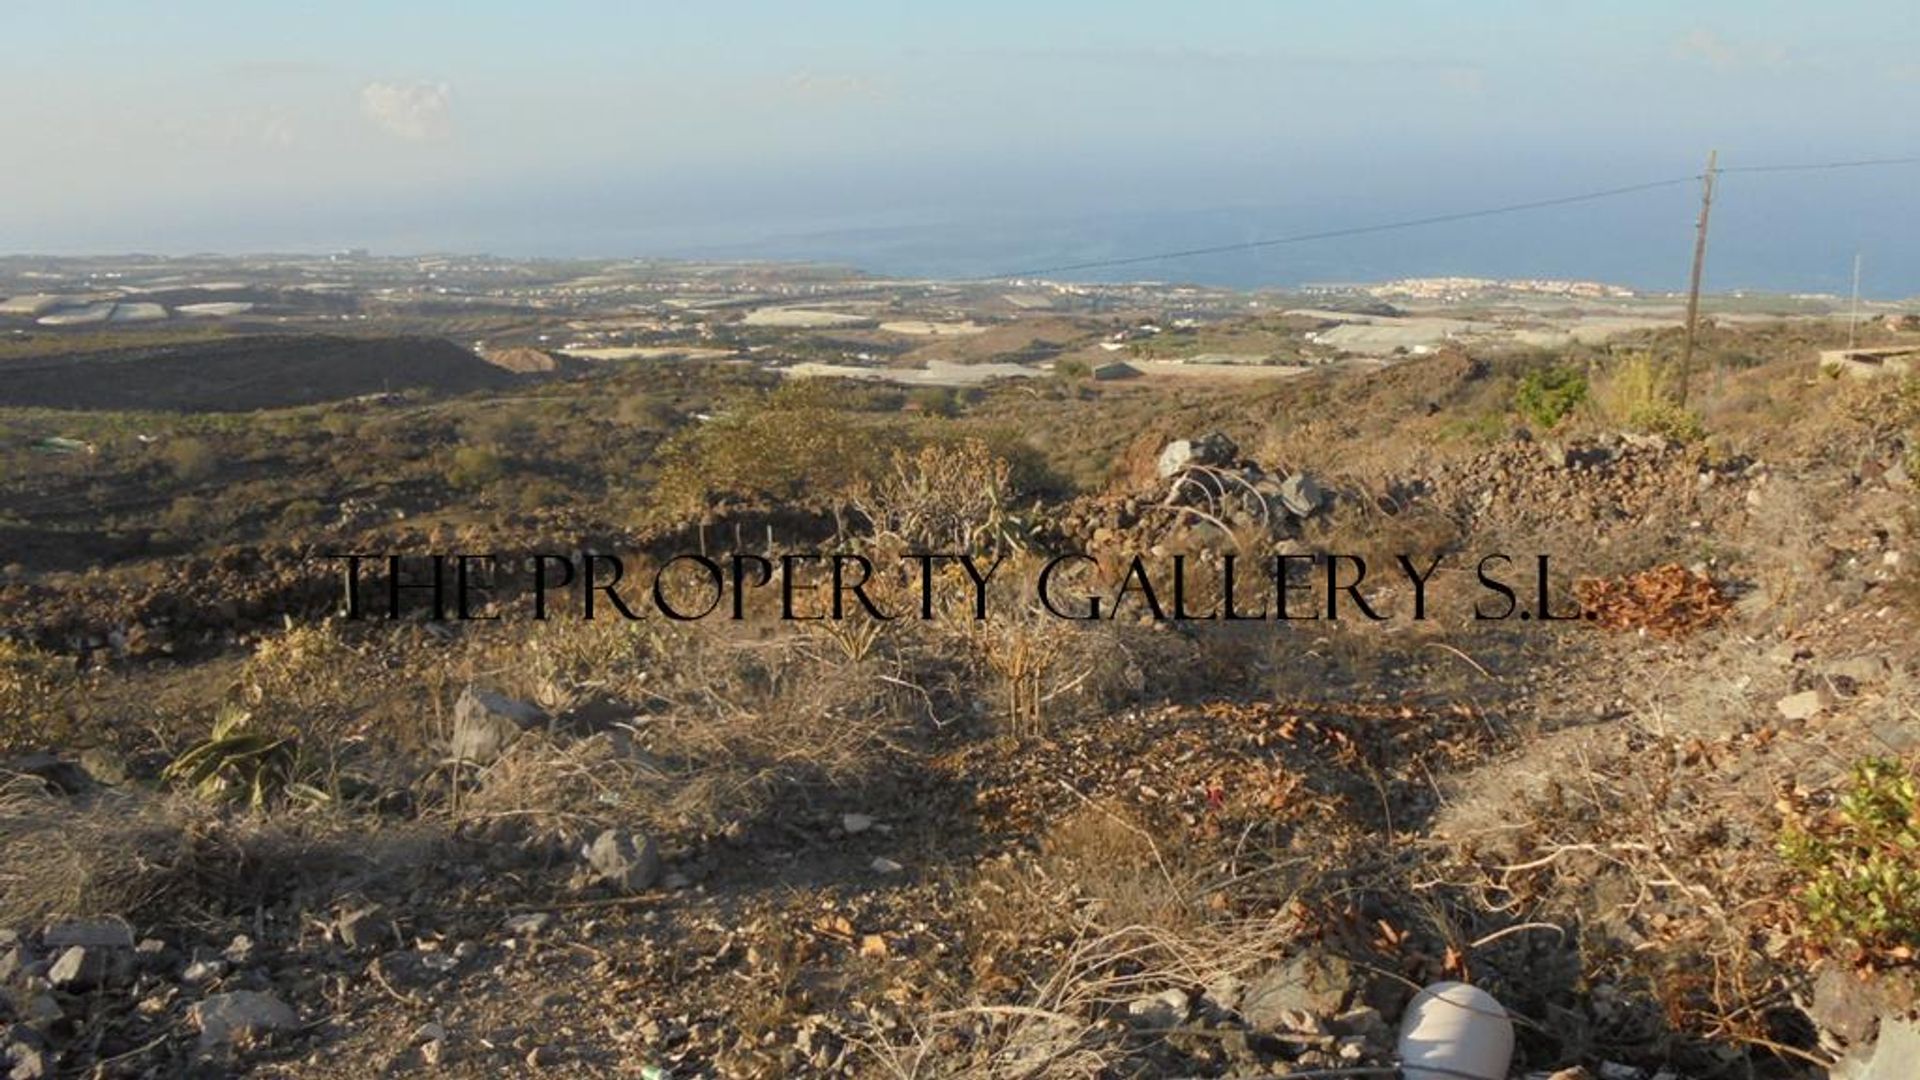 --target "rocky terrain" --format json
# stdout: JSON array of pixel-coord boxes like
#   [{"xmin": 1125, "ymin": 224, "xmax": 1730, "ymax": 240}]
[{"xmin": 1, "ymin": 317, "xmax": 1918, "ymax": 1079}]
